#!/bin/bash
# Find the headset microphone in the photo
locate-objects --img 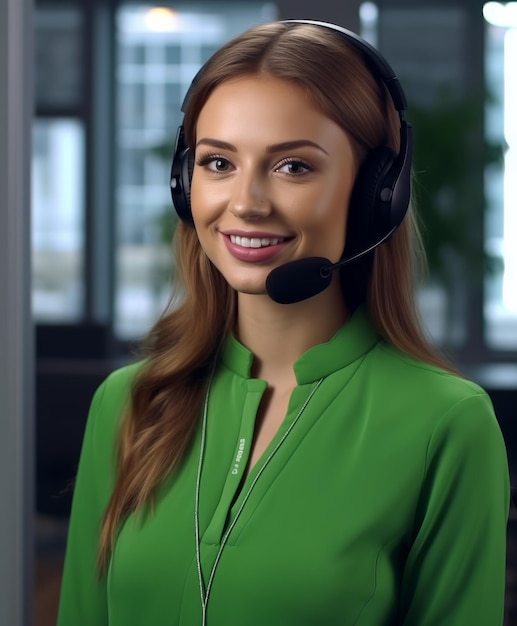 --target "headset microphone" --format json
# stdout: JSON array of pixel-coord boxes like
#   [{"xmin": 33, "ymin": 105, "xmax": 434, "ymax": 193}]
[{"xmin": 265, "ymin": 226, "xmax": 396, "ymax": 304}]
